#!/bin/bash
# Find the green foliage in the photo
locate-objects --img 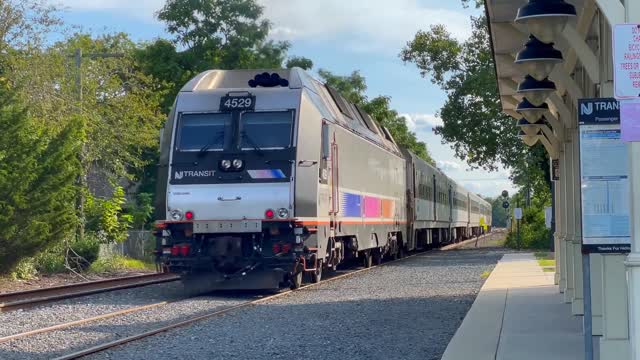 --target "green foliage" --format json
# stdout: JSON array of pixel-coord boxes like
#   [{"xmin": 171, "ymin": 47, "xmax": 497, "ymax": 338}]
[
  {"xmin": 69, "ymin": 235, "xmax": 100, "ymax": 270},
  {"xmin": 128, "ymin": 192, "xmax": 154, "ymax": 229},
  {"xmin": 86, "ymin": 186, "xmax": 133, "ymax": 243},
  {"xmin": 89, "ymin": 255, "xmax": 155, "ymax": 274},
  {"xmin": 317, "ymin": 69, "xmax": 434, "ymax": 164},
  {"xmin": 33, "ymin": 246, "xmax": 66, "ymax": 274},
  {"xmin": 0, "ymin": 80, "xmax": 81, "ymax": 274},
  {"xmin": 10, "ymin": 258, "xmax": 38, "ymax": 280},
  {"xmin": 285, "ymin": 56, "xmax": 314, "ymax": 70},
  {"xmin": 488, "ymin": 196, "xmax": 509, "ymax": 227},
  {"xmin": 400, "ymin": 6, "xmax": 552, "ymax": 201},
  {"xmin": 504, "ymin": 204, "xmax": 551, "ymax": 250},
  {"xmin": 401, "ymin": 18, "xmax": 525, "ymax": 172},
  {"xmin": 140, "ymin": 0, "xmax": 290, "ymax": 114}
]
